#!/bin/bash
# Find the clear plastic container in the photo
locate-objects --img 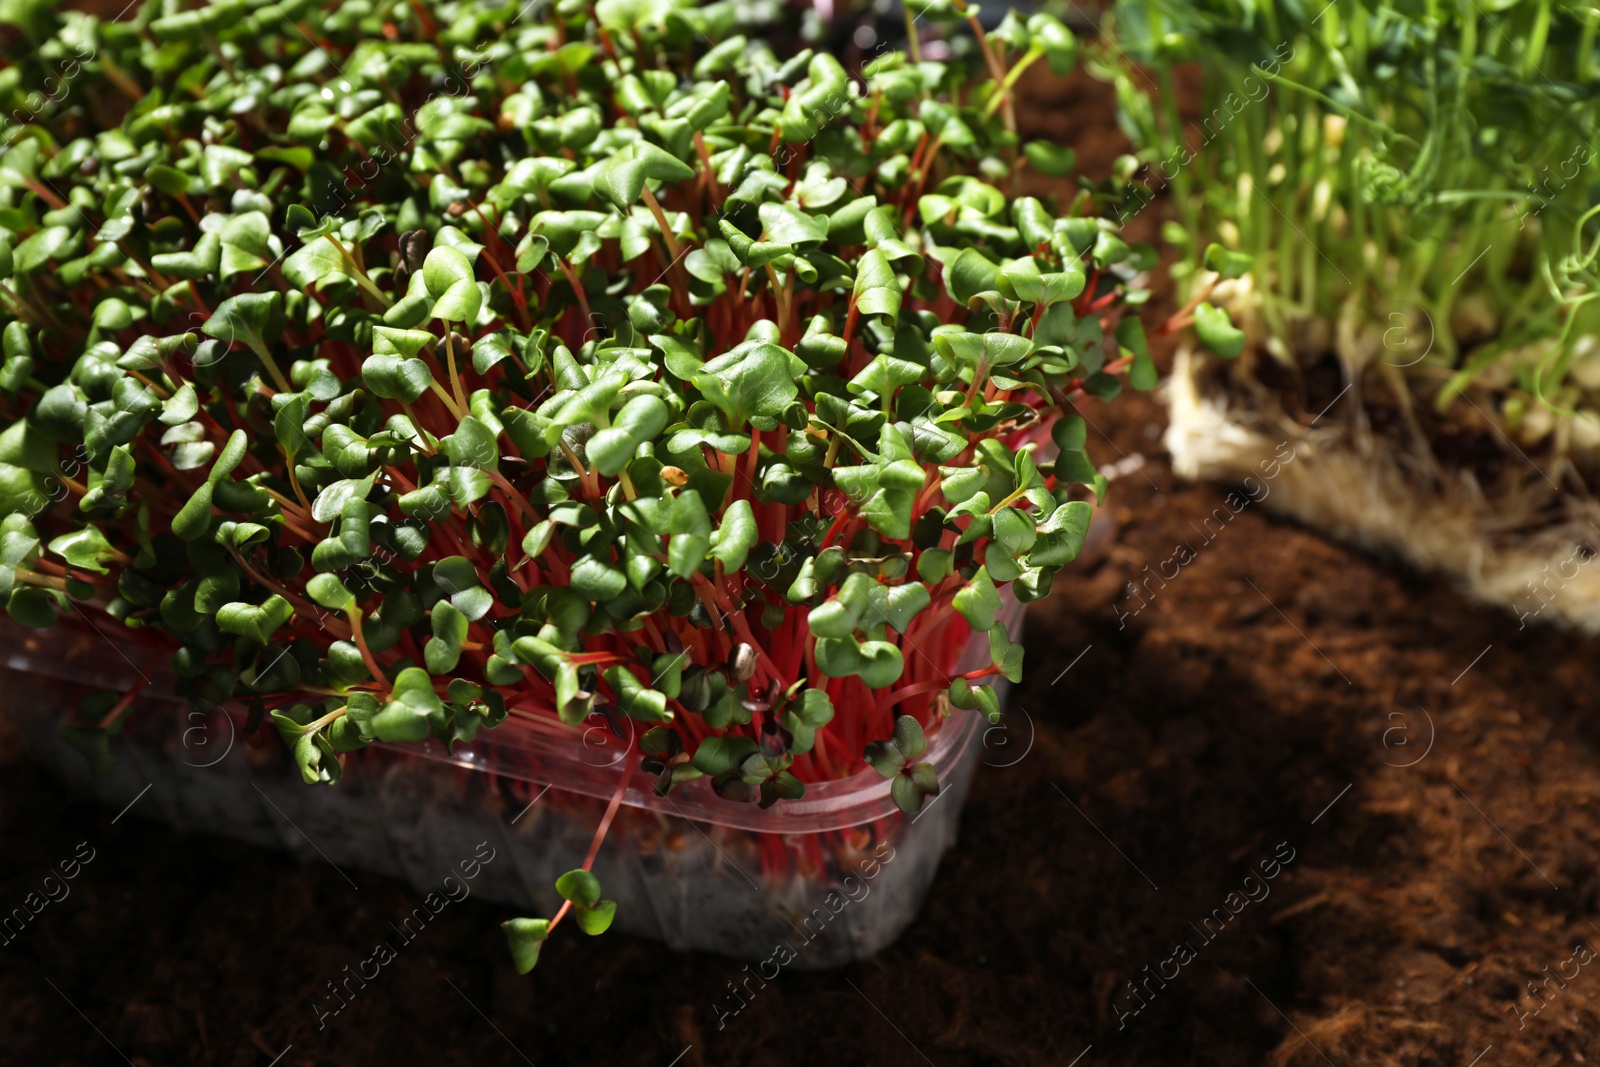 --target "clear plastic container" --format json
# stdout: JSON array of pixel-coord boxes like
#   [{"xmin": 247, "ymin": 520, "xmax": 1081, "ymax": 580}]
[{"xmin": 1, "ymin": 598, "xmax": 1019, "ymax": 968}]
